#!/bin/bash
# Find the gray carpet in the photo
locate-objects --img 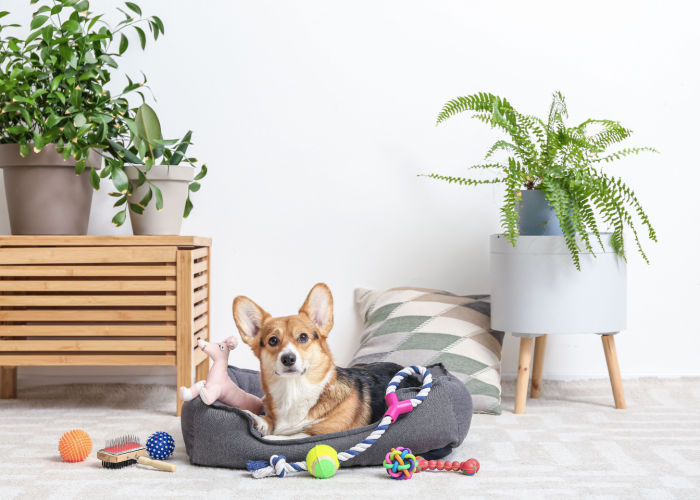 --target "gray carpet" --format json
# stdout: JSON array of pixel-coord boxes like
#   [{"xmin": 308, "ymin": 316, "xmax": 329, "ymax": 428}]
[{"xmin": 1, "ymin": 378, "xmax": 699, "ymax": 499}]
